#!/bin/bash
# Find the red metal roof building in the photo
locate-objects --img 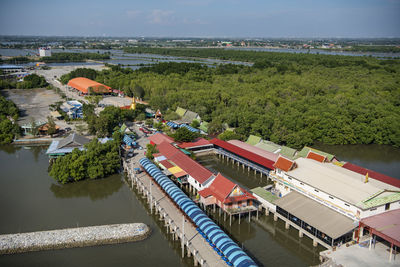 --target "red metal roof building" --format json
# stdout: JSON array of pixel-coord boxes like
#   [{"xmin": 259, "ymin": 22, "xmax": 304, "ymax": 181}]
[
  {"xmin": 342, "ymin": 162, "xmax": 400, "ymax": 188},
  {"xmin": 155, "ymin": 141, "xmax": 213, "ymax": 185},
  {"xmin": 273, "ymin": 156, "xmax": 296, "ymax": 172},
  {"xmin": 228, "ymin": 140, "xmax": 279, "ymax": 163},
  {"xmin": 358, "ymin": 209, "xmax": 400, "ymax": 260},
  {"xmin": 210, "ymin": 138, "xmax": 276, "ymax": 170},
  {"xmin": 199, "ymin": 173, "xmax": 256, "ymax": 215},
  {"xmin": 148, "ymin": 133, "xmax": 174, "ymax": 146},
  {"xmin": 67, "ymin": 77, "xmax": 111, "ymax": 94},
  {"xmin": 177, "ymin": 138, "xmax": 212, "ymax": 151}
]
